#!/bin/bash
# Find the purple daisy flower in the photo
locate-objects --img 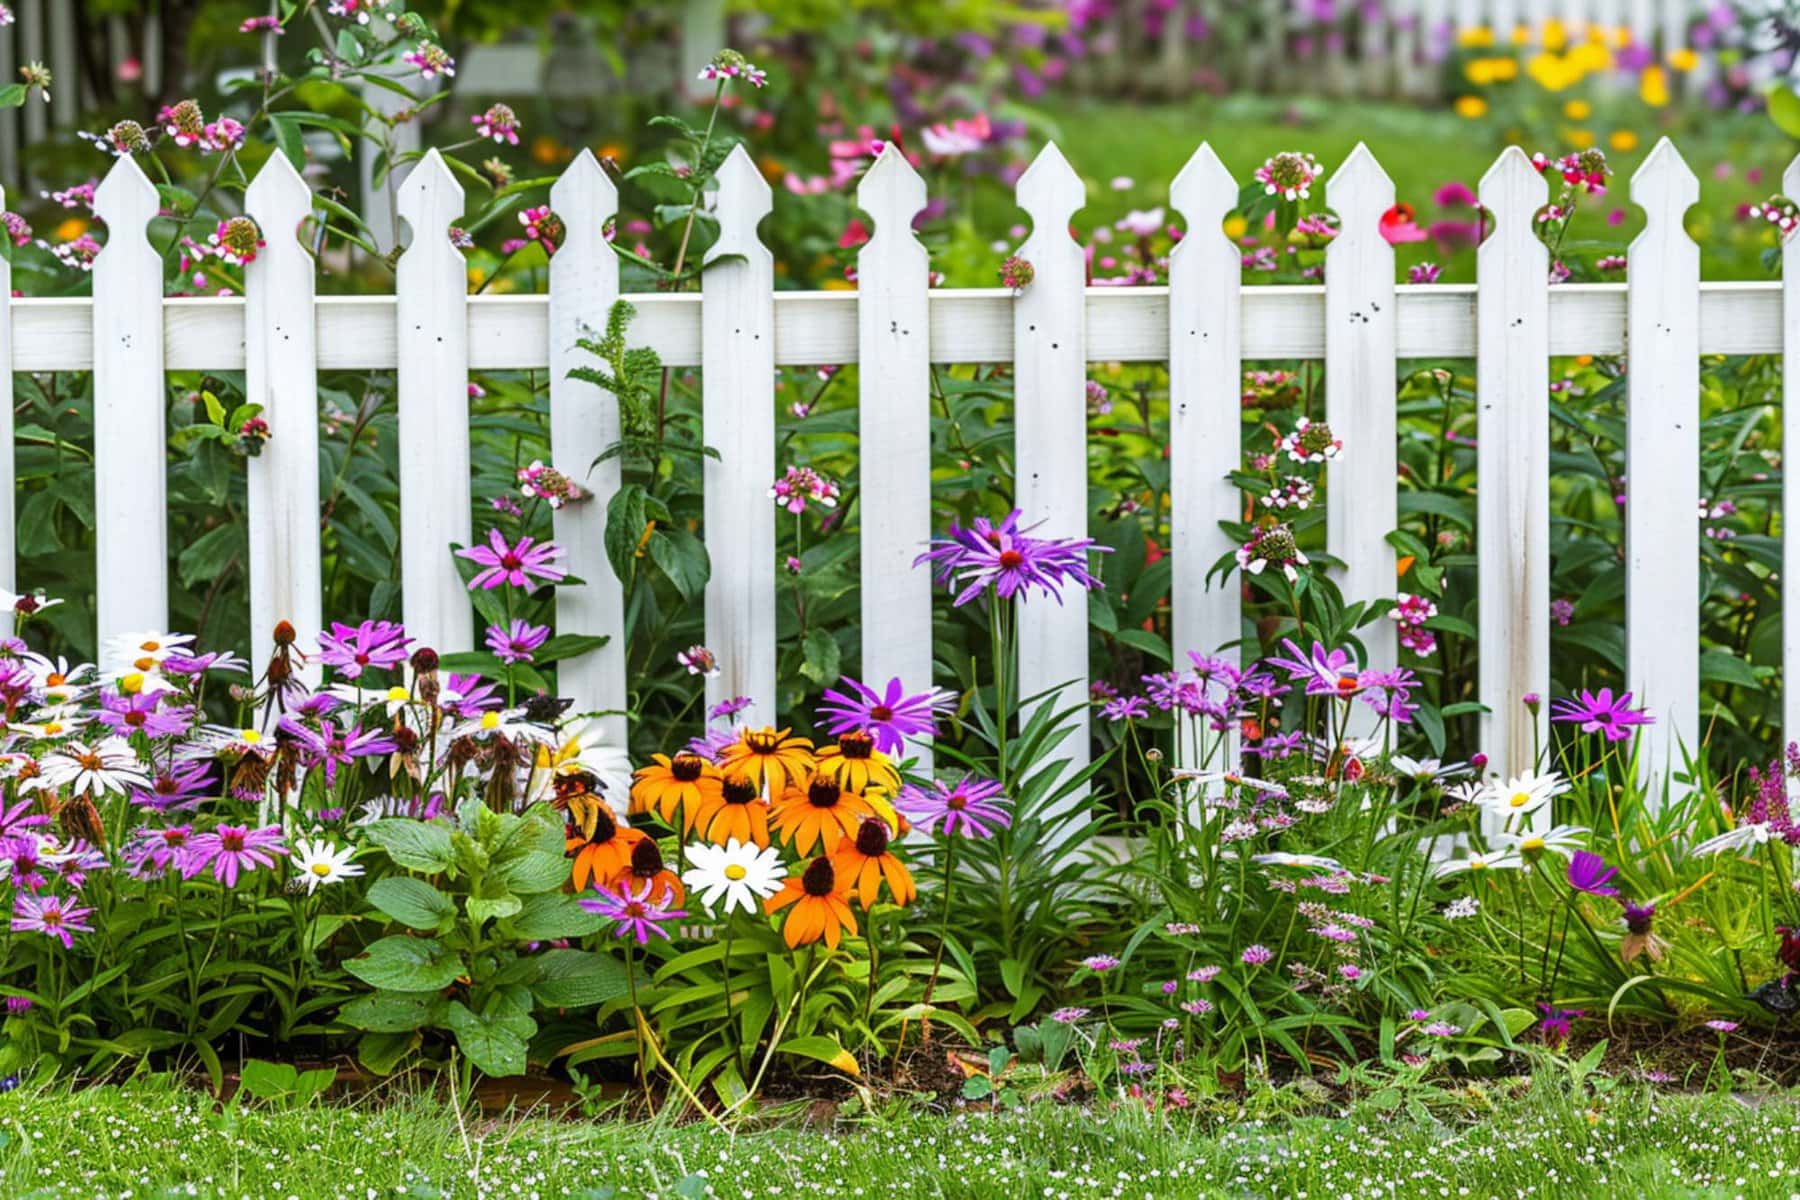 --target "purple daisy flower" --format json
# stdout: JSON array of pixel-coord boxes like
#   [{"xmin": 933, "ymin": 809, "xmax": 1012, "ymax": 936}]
[
  {"xmin": 1264, "ymin": 638, "xmax": 1363, "ymax": 698},
  {"xmin": 0, "ymin": 835, "xmax": 48, "ymax": 891},
  {"xmin": 578, "ymin": 878, "xmax": 685, "ymax": 945},
  {"xmin": 129, "ymin": 761, "xmax": 216, "ymax": 813},
  {"xmin": 277, "ymin": 718, "xmax": 398, "ymax": 786},
  {"xmin": 317, "ymin": 620, "xmax": 412, "ymax": 680},
  {"xmin": 1549, "ymin": 688, "xmax": 1654, "ymax": 742},
  {"xmin": 913, "ymin": 510, "xmax": 1108, "ymax": 607},
  {"xmin": 125, "ymin": 824, "xmax": 196, "ymax": 878},
  {"xmin": 0, "ymin": 797, "xmax": 48, "ymax": 839},
  {"xmin": 708, "ymin": 695, "xmax": 754, "ymax": 721},
  {"xmin": 816, "ymin": 676, "xmax": 954, "ymax": 754},
  {"xmin": 441, "ymin": 673, "xmax": 503, "ymax": 718},
  {"xmin": 95, "ymin": 690, "xmax": 195, "ymax": 739},
  {"xmin": 484, "ymin": 619, "xmax": 549, "ymax": 665},
  {"xmin": 1566, "ymin": 850, "xmax": 1620, "ymax": 897},
  {"xmin": 457, "ymin": 529, "xmax": 567, "ymax": 591},
  {"xmin": 11, "ymin": 892, "xmax": 93, "ymax": 948},
  {"xmin": 1102, "ymin": 695, "xmax": 1149, "ymax": 722},
  {"xmin": 180, "ymin": 824, "xmax": 287, "ymax": 887},
  {"xmin": 896, "ymin": 776, "xmax": 1010, "ymax": 838}
]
